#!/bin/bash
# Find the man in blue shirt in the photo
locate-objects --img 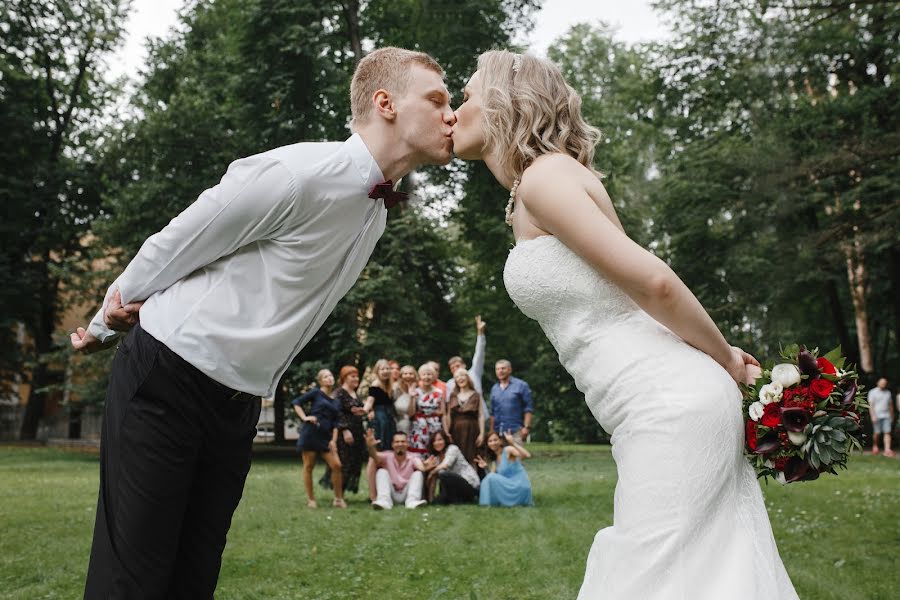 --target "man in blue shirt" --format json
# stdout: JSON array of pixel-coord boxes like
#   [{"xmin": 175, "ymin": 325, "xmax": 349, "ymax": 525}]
[{"xmin": 489, "ymin": 359, "xmax": 534, "ymax": 442}]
